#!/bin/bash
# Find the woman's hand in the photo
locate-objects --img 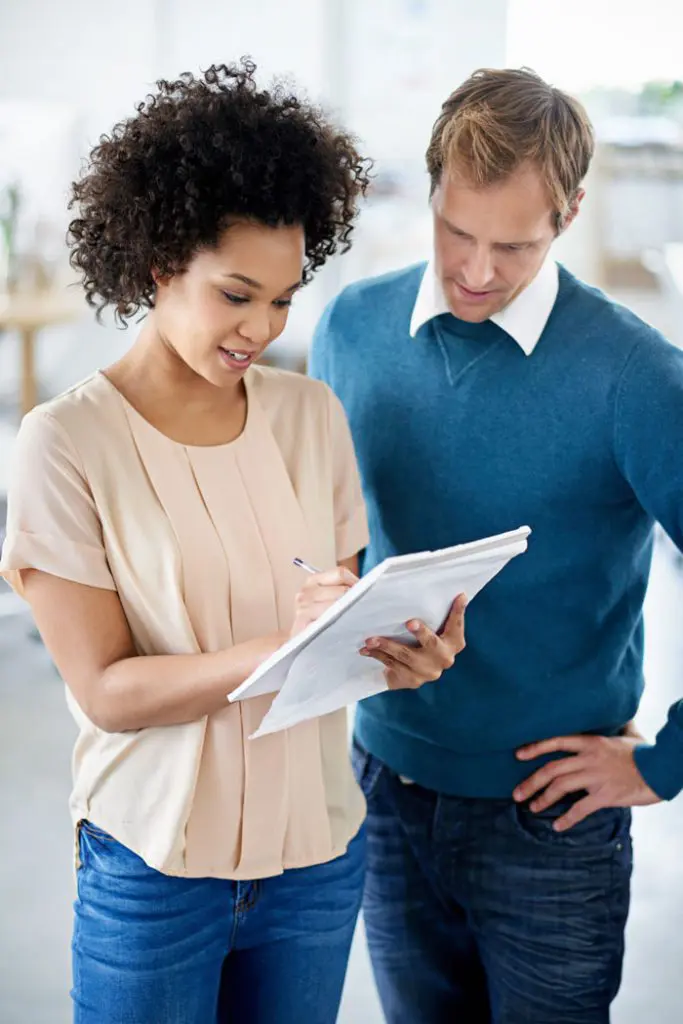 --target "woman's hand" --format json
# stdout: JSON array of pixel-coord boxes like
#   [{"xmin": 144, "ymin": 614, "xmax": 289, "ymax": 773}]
[
  {"xmin": 360, "ymin": 594, "xmax": 467, "ymax": 691},
  {"xmin": 290, "ymin": 567, "xmax": 358, "ymax": 638}
]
